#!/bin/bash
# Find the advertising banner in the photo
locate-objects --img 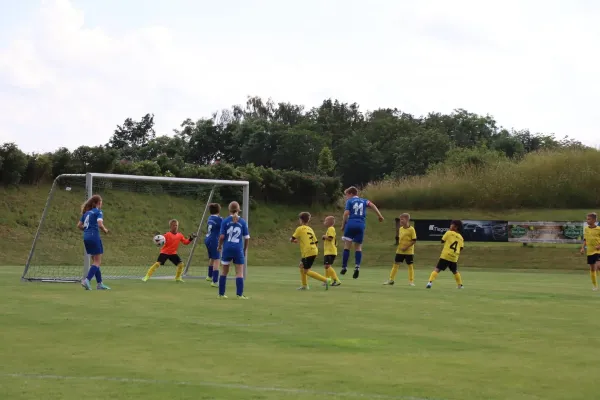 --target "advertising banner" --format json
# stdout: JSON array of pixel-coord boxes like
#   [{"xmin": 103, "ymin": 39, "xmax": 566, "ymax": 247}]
[
  {"xmin": 507, "ymin": 221, "xmax": 584, "ymax": 244},
  {"xmin": 412, "ymin": 220, "xmax": 509, "ymax": 242}
]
